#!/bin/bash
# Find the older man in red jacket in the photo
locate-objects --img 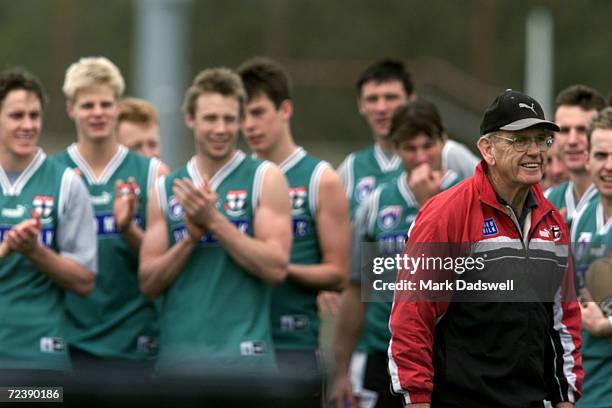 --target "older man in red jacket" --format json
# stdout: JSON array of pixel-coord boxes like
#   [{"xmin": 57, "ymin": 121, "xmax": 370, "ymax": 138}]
[{"xmin": 388, "ymin": 90, "xmax": 583, "ymax": 408}]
